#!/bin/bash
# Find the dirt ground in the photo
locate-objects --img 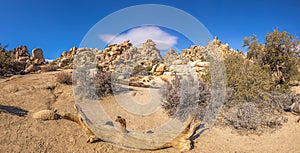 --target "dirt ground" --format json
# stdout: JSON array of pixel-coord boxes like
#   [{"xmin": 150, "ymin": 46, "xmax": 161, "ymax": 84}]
[{"xmin": 0, "ymin": 71, "xmax": 299, "ymax": 153}]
